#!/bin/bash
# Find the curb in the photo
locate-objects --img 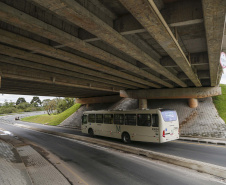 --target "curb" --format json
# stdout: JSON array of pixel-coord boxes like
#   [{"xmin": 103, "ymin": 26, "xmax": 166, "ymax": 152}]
[
  {"xmin": 179, "ymin": 137, "xmax": 226, "ymax": 145},
  {"xmin": 14, "ymin": 123, "xmax": 226, "ymax": 179}
]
